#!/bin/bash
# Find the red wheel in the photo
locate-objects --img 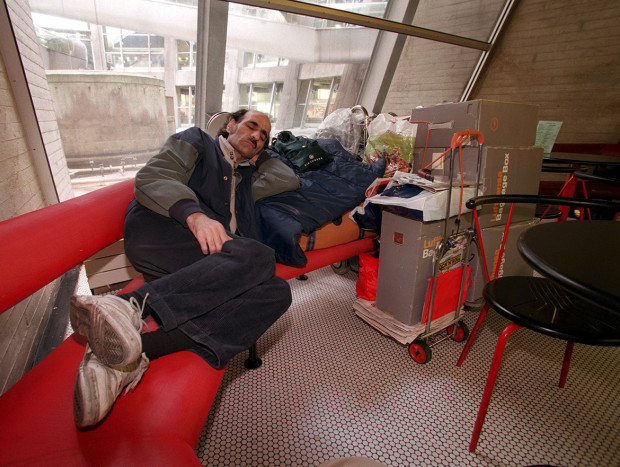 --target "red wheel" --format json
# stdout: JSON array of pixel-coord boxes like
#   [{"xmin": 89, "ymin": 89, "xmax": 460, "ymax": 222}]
[
  {"xmin": 408, "ymin": 340, "xmax": 432, "ymax": 364},
  {"xmin": 447, "ymin": 322, "xmax": 470, "ymax": 342}
]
